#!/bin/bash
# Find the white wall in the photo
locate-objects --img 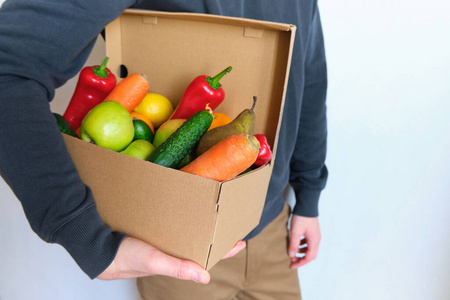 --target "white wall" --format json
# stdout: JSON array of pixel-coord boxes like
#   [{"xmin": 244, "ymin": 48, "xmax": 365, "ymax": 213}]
[
  {"xmin": 299, "ymin": 0, "xmax": 450, "ymax": 299},
  {"xmin": 1, "ymin": 1, "xmax": 449, "ymax": 300}
]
